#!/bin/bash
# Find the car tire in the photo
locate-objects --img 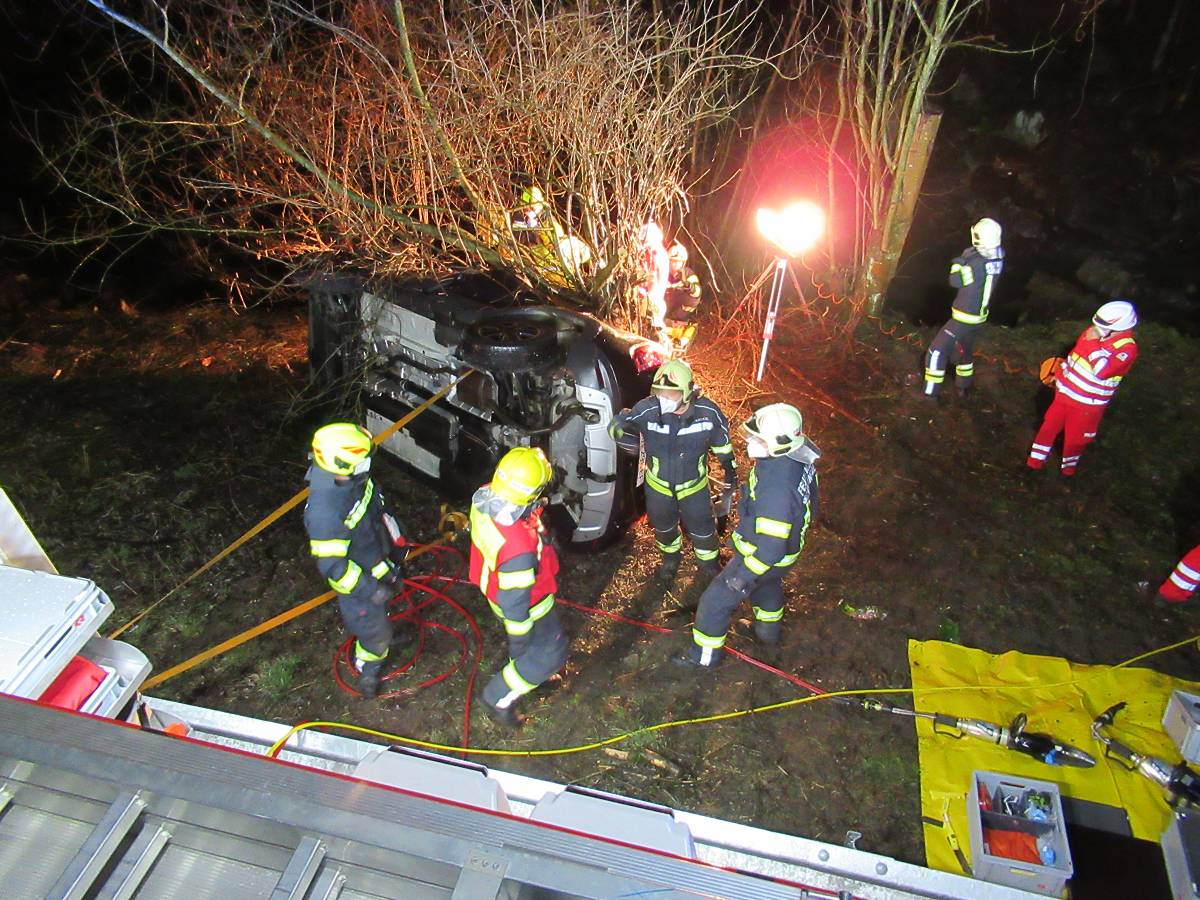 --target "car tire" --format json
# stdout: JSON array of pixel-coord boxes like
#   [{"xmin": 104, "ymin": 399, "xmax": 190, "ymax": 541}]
[{"xmin": 460, "ymin": 309, "xmax": 564, "ymax": 373}]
